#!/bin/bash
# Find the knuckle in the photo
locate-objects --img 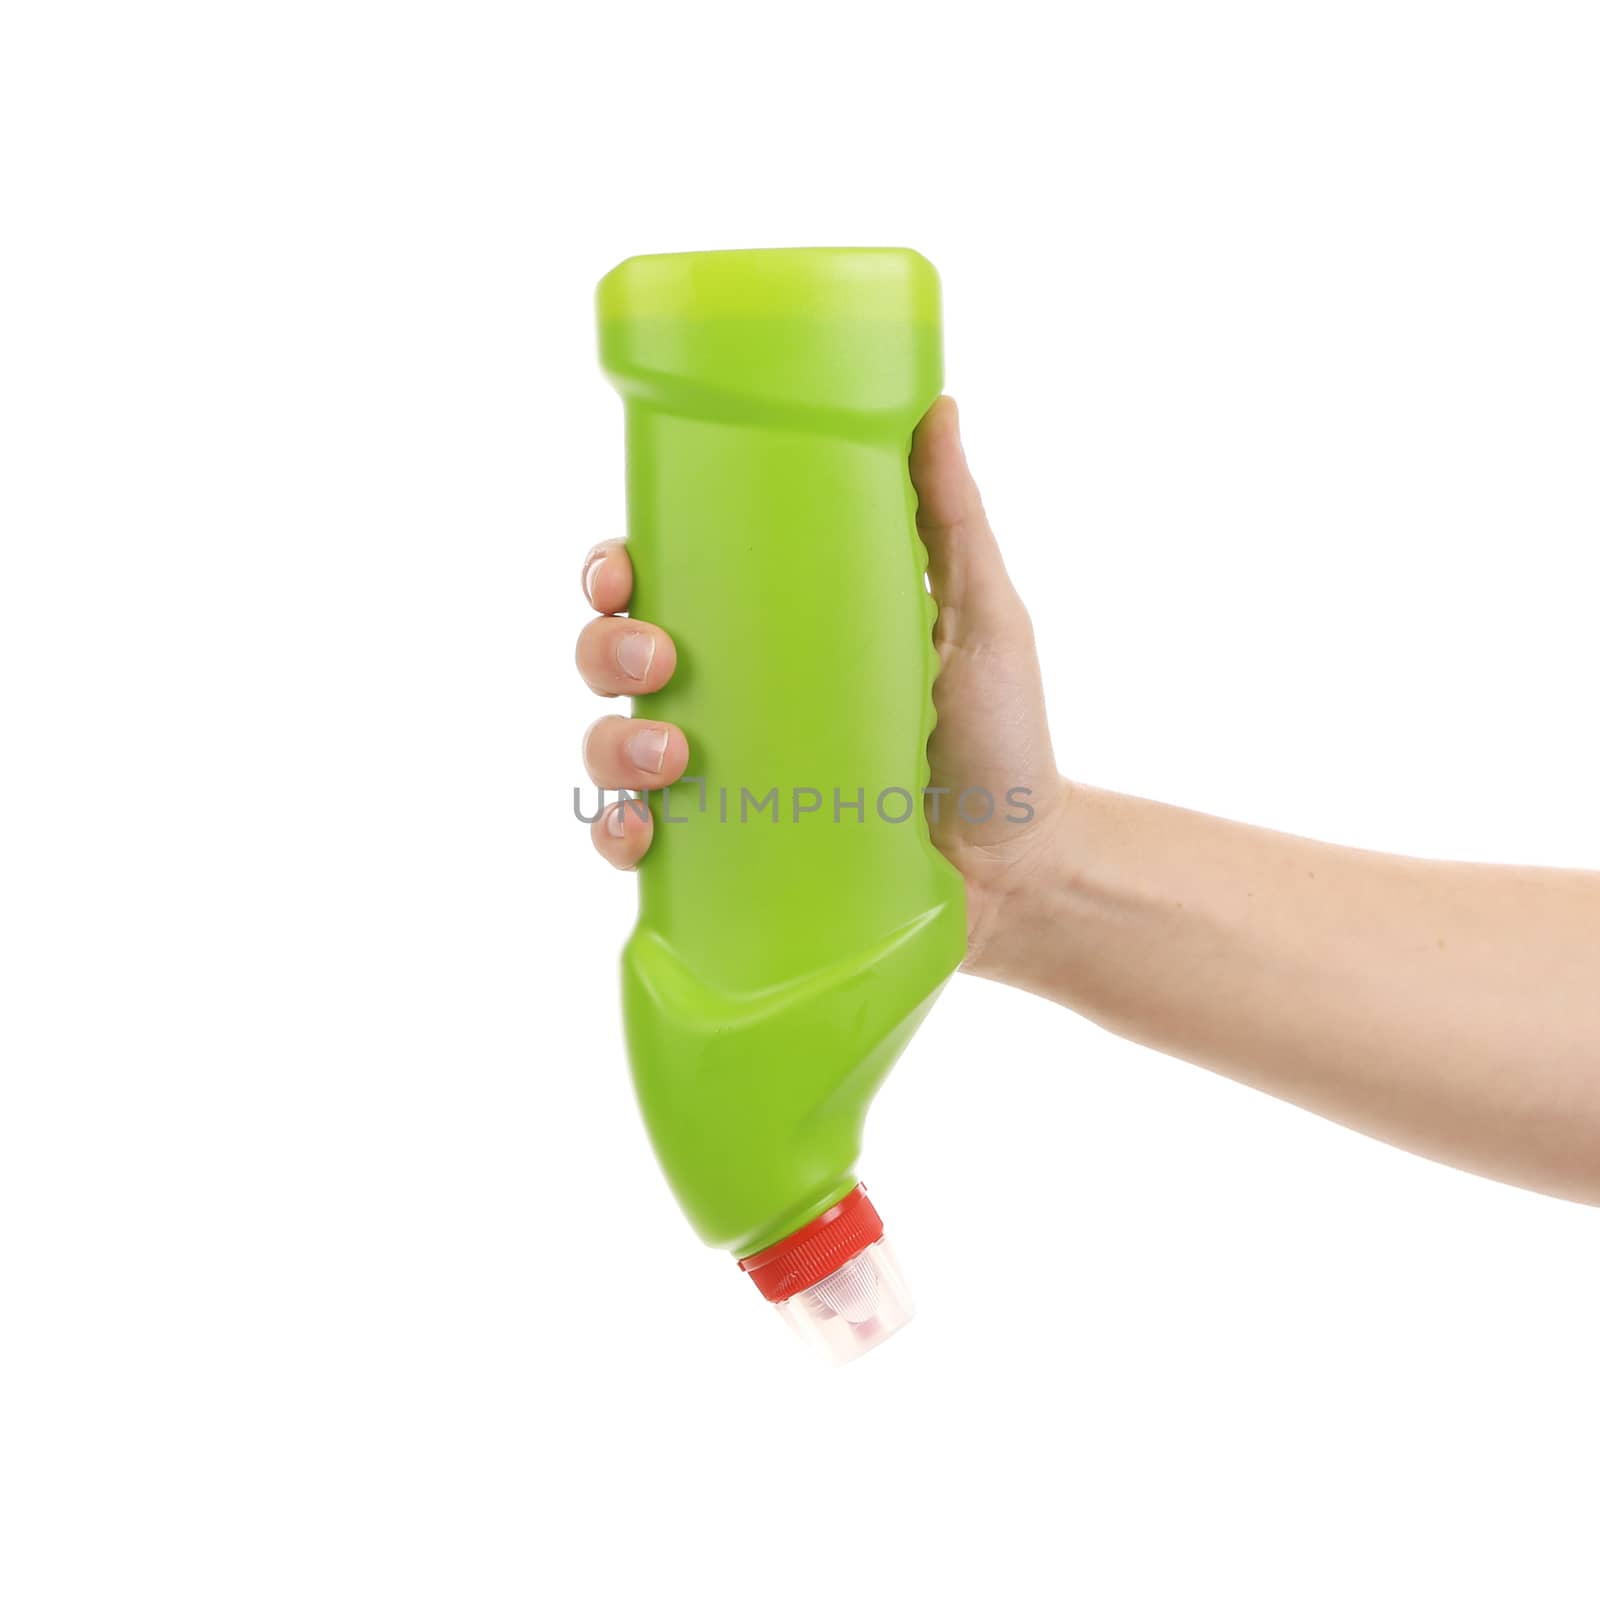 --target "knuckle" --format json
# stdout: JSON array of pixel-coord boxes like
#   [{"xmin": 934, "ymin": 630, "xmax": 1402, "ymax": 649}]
[{"xmin": 580, "ymin": 715, "xmax": 616, "ymax": 773}]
